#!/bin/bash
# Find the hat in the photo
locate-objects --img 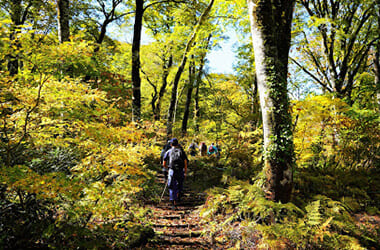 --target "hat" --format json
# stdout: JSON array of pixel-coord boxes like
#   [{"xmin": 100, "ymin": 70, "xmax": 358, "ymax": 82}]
[{"xmin": 170, "ymin": 138, "xmax": 179, "ymax": 146}]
